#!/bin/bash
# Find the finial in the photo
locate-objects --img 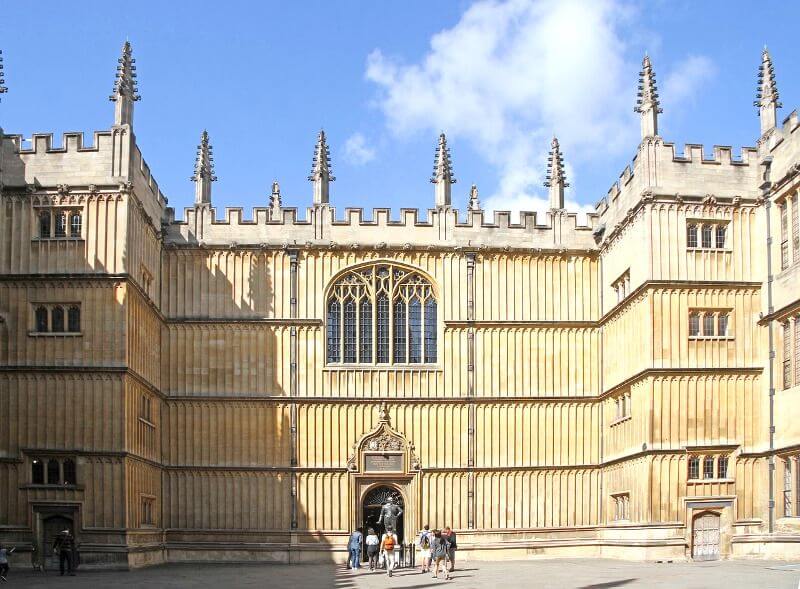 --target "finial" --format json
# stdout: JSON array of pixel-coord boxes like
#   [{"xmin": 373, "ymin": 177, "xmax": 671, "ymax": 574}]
[
  {"xmin": 431, "ymin": 132, "xmax": 456, "ymax": 207},
  {"xmin": 191, "ymin": 130, "xmax": 217, "ymax": 205},
  {"xmin": 544, "ymin": 136, "xmax": 569, "ymax": 210},
  {"xmin": 378, "ymin": 402, "xmax": 390, "ymax": 423},
  {"xmin": 755, "ymin": 47, "xmax": 781, "ymax": 136},
  {"xmin": 0, "ymin": 50, "xmax": 7, "ymax": 100},
  {"xmin": 635, "ymin": 53, "xmax": 662, "ymax": 139},
  {"xmin": 109, "ymin": 41, "xmax": 140, "ymax": 126},
  {"xmin": 467, "ymin": 184, "xmax": 481, "ymax": 211},
  {"xmin": 269, "ymin": 180, "xmax": 282, "ymax": 220},
  {"xmin": 309, "ymin": 130, "xmax": 334, "ymax": 205}
]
